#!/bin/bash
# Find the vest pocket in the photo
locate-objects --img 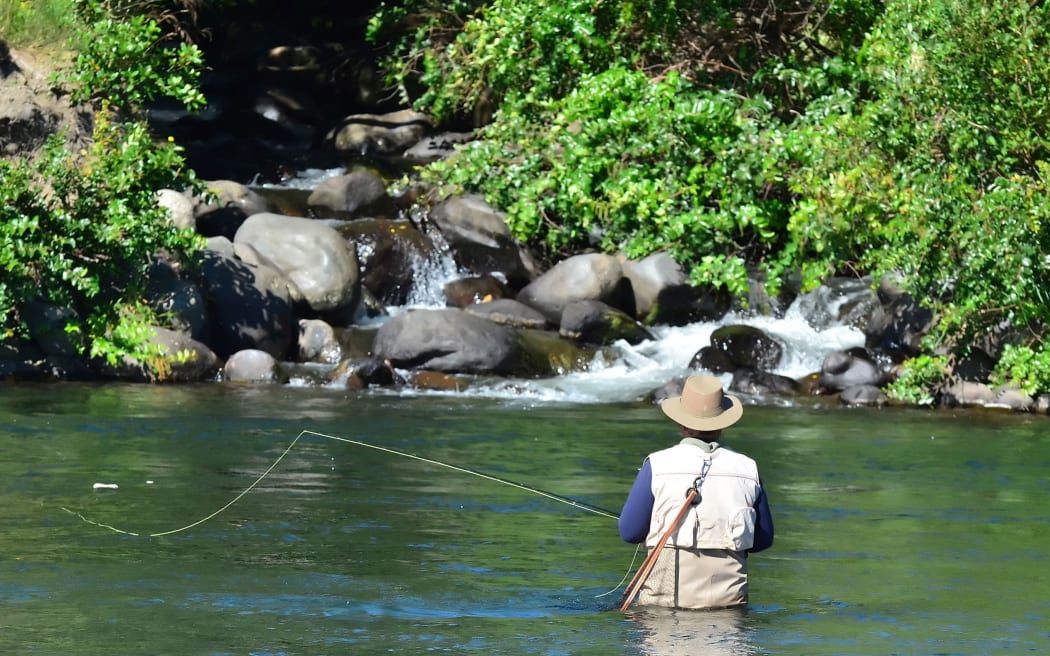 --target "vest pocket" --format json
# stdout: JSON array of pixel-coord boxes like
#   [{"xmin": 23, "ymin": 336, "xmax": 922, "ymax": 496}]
[{"xmin": 695, "ymin": 507, "xmax": 756, "ymax": 550}]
